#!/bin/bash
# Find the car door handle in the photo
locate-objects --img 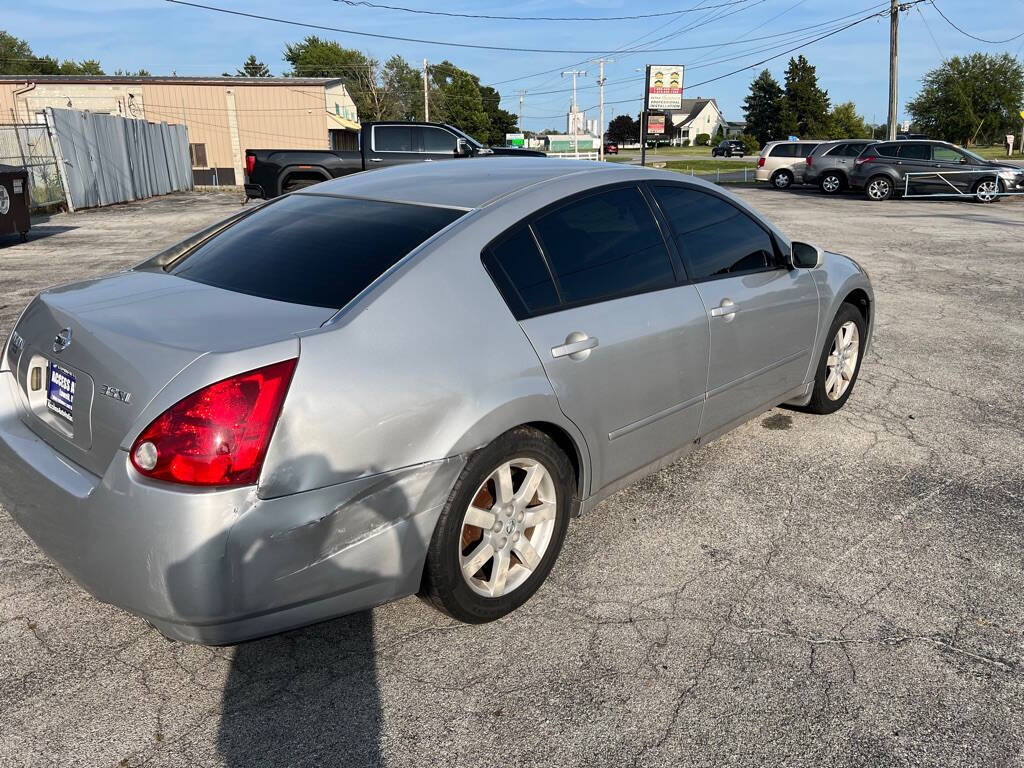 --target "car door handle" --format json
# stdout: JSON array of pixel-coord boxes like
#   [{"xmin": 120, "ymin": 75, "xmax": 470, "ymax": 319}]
[
  {"xmin": 423, "ymin": 158, "xmax": 434, "ymax": 162},
  {"xmin": 369, "ymin": 158, "xmax": 383, "ymax": 163},
  {"xmin": 551, "ymin": 332, "xmax": 598, "ymax": 360},
  {"xmin": 710, "ymin": 299, "xmax": 739, "ymax": 320}
]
